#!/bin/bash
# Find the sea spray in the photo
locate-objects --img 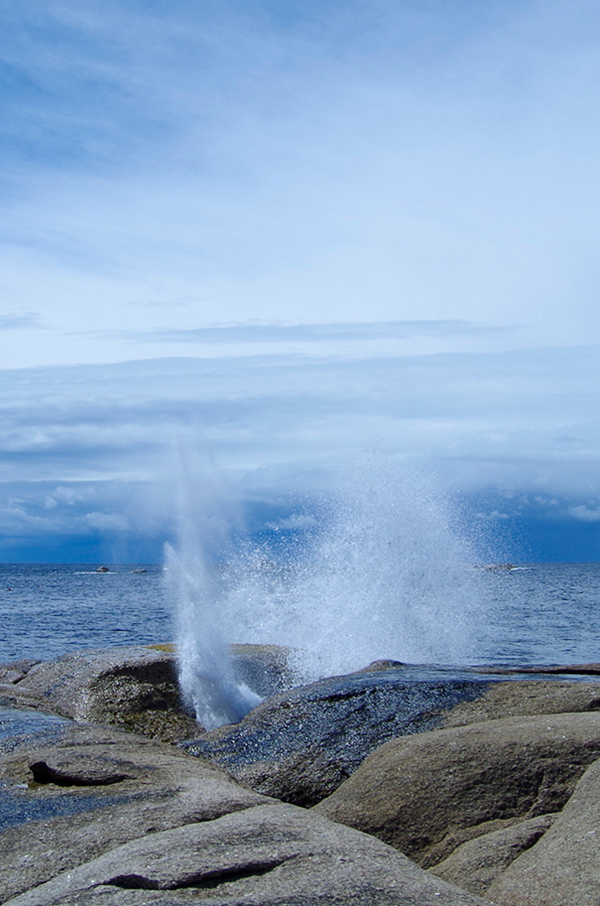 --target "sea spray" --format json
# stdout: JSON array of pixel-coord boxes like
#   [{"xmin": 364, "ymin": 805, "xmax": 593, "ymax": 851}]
[
  {"xmin": 224, "ymin": 460, "xmax": 490, "ymax": 681},
  {"xmin": 169, "ymin": 454, "xmax": 493, "ymax": 727},
  {"xmin": 166, "ymin": 453, "xmax": 261, "ymax": 729}
]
